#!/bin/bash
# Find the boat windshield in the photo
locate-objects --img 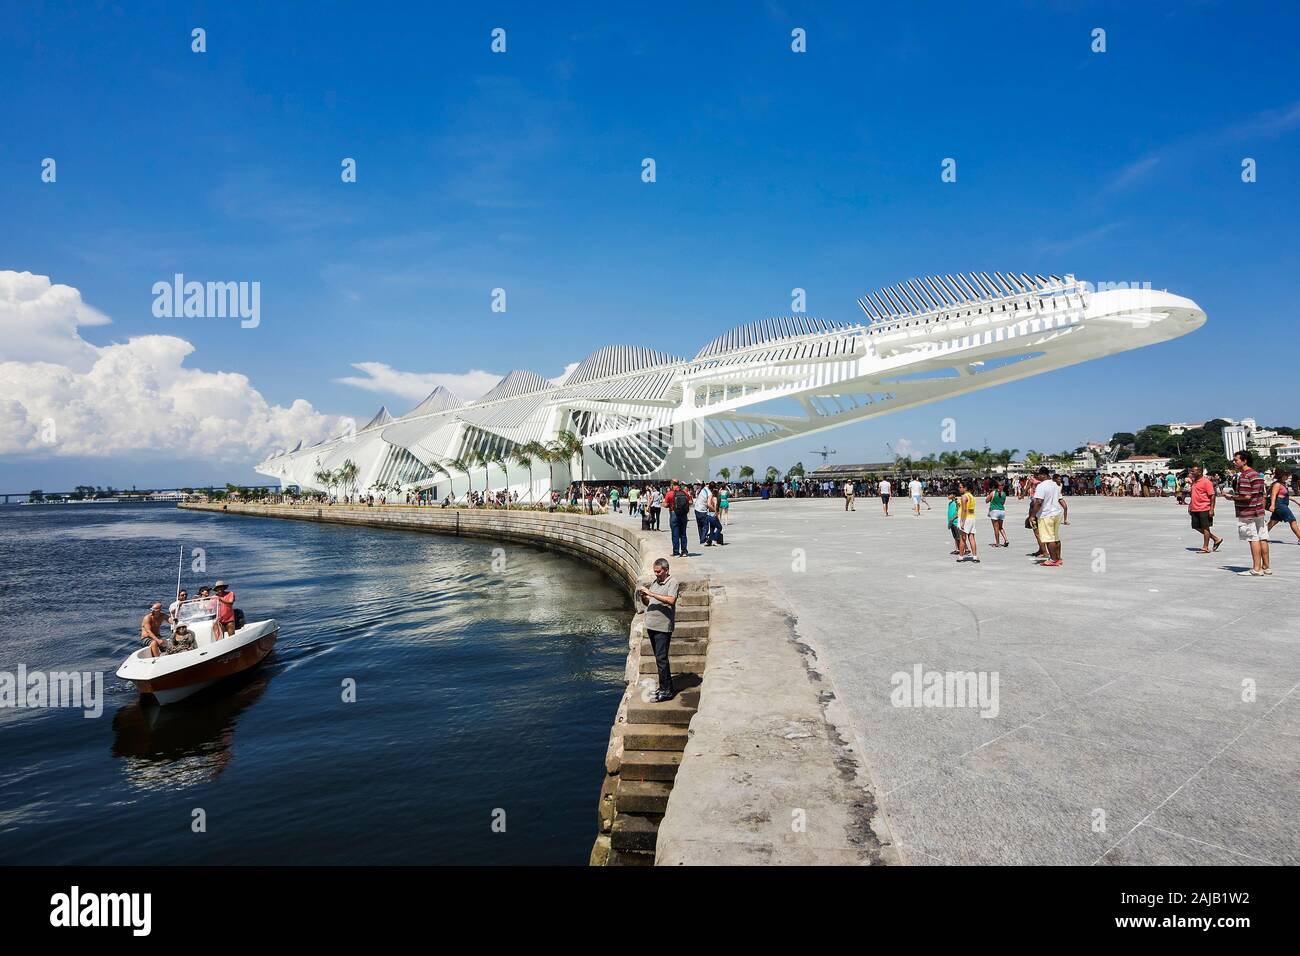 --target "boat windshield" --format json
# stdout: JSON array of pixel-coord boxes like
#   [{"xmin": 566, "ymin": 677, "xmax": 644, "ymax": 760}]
[{"xmin": 176, "ymin": 597, "xmax": 218, "ymax": 622}]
